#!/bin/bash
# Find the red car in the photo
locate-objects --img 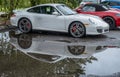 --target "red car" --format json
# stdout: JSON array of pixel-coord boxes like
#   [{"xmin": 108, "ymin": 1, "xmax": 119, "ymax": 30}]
[{"xmin": 76, "ymin": 3, "xmax": 120, "ymax": 29}]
